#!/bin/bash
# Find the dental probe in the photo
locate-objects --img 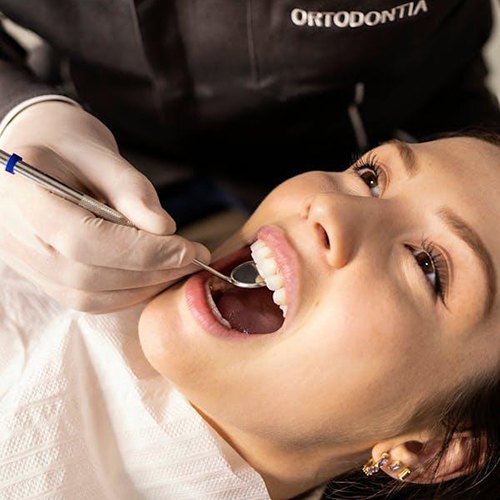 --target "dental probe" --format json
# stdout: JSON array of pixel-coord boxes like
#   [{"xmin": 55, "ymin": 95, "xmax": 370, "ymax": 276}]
[
  {"xmin": 0, "ymin": 150, "xmax": 133, "ymax": 226},
  {"xmin": 1, "ymin": 150, "xmax": 265, "ymax": 288}
]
